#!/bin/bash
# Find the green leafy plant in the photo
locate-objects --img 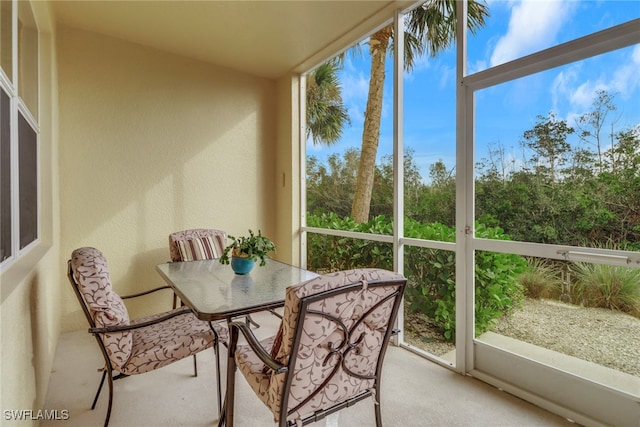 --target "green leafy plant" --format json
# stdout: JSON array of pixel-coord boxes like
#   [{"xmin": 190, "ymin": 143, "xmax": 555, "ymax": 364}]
[
  {"xmin": 220, "ymin": 229, "xmax": 276, "ymax": 267},
  {"xmin": 306, "ymin": 213, "xmax": 393, "ymax": 272},
  {"xmin": 306, "ymin": 213, "xmax": 528, "ymax": 341}
]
